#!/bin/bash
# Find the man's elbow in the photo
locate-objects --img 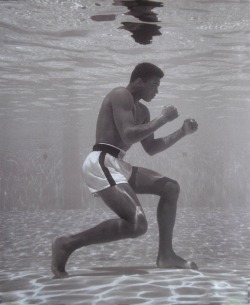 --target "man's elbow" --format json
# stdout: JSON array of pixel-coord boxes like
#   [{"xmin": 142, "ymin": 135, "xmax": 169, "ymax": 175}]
[
  {"xmin": 144, "ymin": 146, "xmax": 156, "ymax": 156},
  {"xmin": 122, "ymin": 134, "xmax": 133, "ymax": 147},
  {"xmin": 123, "ymin": 129, "xmax": 138, "ymax": 146}
]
